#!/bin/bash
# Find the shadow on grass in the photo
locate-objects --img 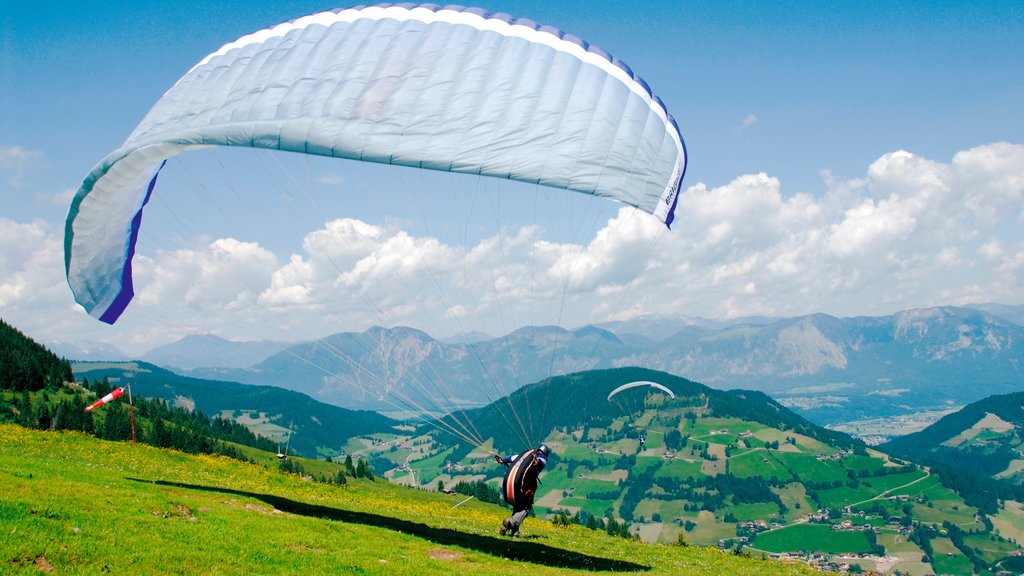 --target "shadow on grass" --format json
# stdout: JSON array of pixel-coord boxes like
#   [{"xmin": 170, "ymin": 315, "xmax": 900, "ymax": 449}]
[{"xmin": 129, "ymin": 478, "xmax": 649, "ymax": 572}]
